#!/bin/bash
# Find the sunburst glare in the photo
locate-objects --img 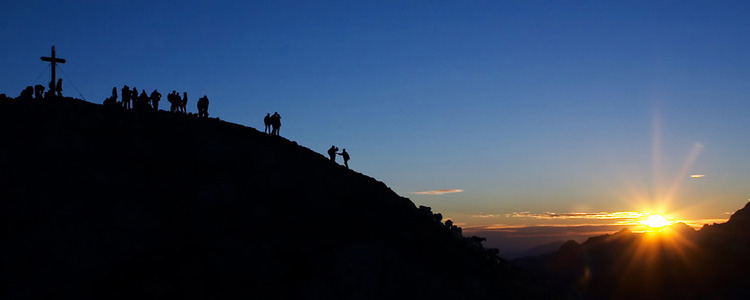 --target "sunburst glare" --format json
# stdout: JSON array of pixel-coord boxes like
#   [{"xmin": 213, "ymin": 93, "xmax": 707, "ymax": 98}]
[{"xmin": 641, "ymin": 214, "xmax": 671, "ymax": 228}]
